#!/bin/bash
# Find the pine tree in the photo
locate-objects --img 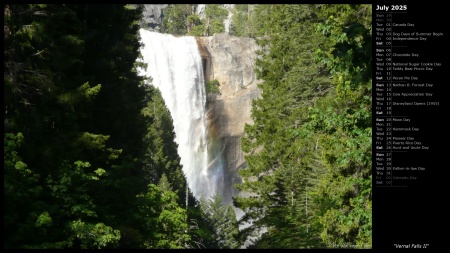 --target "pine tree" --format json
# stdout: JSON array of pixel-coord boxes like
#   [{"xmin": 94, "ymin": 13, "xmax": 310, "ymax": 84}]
[
  {"xmin": 199, "ymin": 194, "xmax": 240, "ymax": 248},
  {"xmin": 234, "ymin": 4, "xmax": 333, "ymax": 248},
  {"xmin": 4, "ymin": 4, "xmax": 196, "ymax": 248},
  {"xmin": 310, "ymin": 4, "xmax": 372, "ymax": 247}
]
